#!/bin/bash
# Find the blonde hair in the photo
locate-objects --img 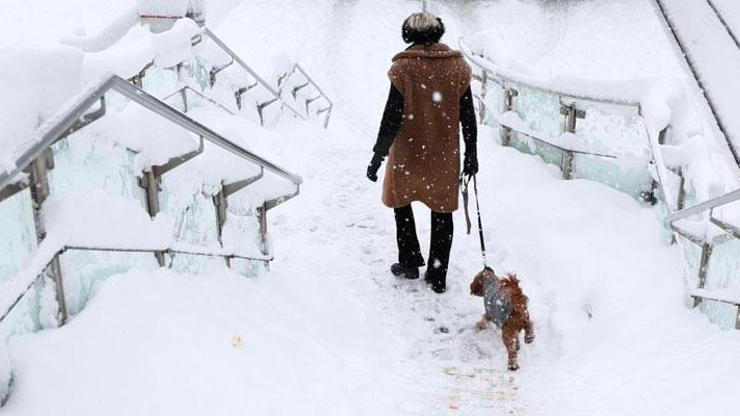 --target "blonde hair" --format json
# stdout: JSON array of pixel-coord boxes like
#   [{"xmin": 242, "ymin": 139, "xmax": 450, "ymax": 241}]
[
  {"xmin": 404, "ymin": 12, "xmax": 442, "ymax": 30},
  {"xmin": 402, "ymin": 12, "xmax": 445, "ymax": 44}
]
